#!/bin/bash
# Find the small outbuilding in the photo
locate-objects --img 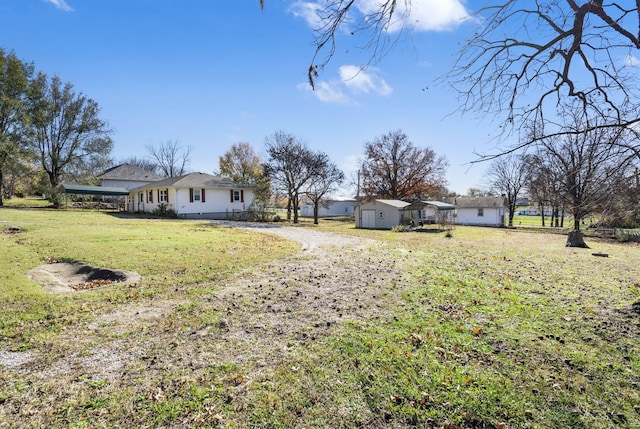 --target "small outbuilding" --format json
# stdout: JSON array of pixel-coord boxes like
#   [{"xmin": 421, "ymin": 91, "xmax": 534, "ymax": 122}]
[
  {"xmin": 355, "ymin": 199, "xmax": 411, "ymax": 229},
  {"xmin": 452, "ymin": 196, "xmax": 506, "ymax": 227}
]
